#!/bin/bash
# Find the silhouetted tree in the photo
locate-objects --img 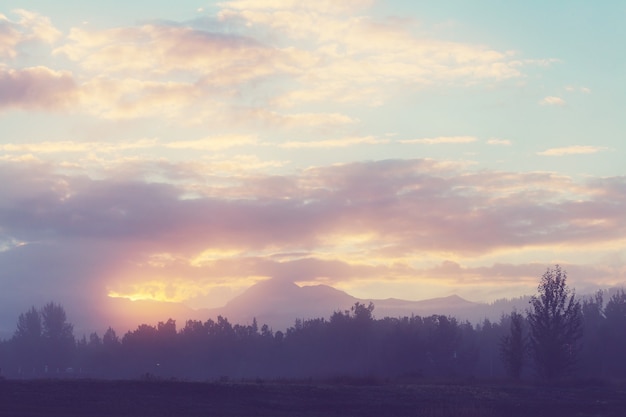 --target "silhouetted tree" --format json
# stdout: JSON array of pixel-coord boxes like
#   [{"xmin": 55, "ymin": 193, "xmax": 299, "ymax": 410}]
[
  {"xmin": 475, "ymin": 318, "xmax": 507, "ymax": 378},
  {"xmin": 157, "ymin": 319, "xmax": 176, "ymax": 338},
  {"xmin": 103, "ymin": 327, "xmax": 120, "ymax": 347},
  {"xmin": 421, "ymin": 315, "xmax": 461, "ymax": 376},
  {"xmin": 40, "ymin": 302, "xmax": 75, "ymax": 370},
  {"xmin": 500, "ymin": 311, "xmax": 526, "ymax": 379},
  {"xmin": 14, "ymin": 306, "xmax": 42, "ymax": 341},
  {"xmin": 19, "ymin": 286, "xmax": 626, "ymax": 381},
  {"xmin": 604, "ymin": 289, "xmax": 626, "ymax": 324},
  {"xmin": 527, "ymin": 265, "xmax": 582, "ymax": 380},
  {"xmin": 352, "ymin": 302, "xmax": 375, "ymax": 323},
  {"xmin": 580, "ymin": 291, "xmax": 605, "ymax": 377},
  {"xmin": 89, "ymin": 332, "xmax": 102, "ymax": 346},
  {"xmin": 12, "ymin": 306, "xmax": 43, "ymax": 372},
  {"xmin": 603, "ymin": 289, "xmax": 626, "ymax": 377}
]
